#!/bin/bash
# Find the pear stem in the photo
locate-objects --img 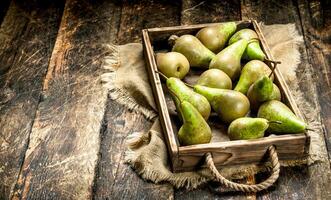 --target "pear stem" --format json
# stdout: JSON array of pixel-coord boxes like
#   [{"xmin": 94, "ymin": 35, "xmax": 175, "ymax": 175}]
[
  {"xmin": 247, "ymin": 38, "xmax": 259, "ymax": 45},
  {"xmin": 184, "ymin": 82, "xmax": 194, "ymax": 88},
  {"xmin": 168, "ymin": 35, "xmax": 179, "ymax": 47},
  {"xmin": 156, "ymin": 70, "xmax": 194, "ymax": 88},
  {"xmin": 265, "ymin": 58, "xmax": 281, "ymax": 65},
  {"xmin": 268, "ymin": 62, "xmax": 278, "ymax": 78},
  {"xmin": 268, "ymin": 121, "xmax": 282, "ymax": 124},
  {"xmin": 167, "ymin": 87, "xmax": 181, "ymax": 103},
  {"xmin": 305, "ymin": 127, "xmax": 315, "ymax": 131},
  {"xmin": 155, "ymin": 70, "xmax": 168, "ymax": 80}
]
